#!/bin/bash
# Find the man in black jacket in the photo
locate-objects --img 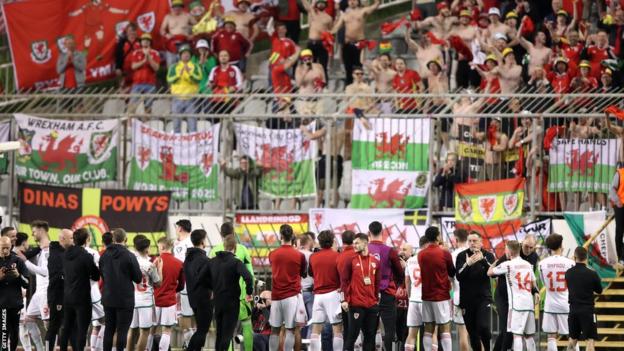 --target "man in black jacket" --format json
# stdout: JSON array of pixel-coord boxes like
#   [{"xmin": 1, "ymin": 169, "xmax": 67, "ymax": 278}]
[
  {"xmin": 45, "ymin": 229, "xmax": 73, "ymax": 351},
  {"xmin": 566, "ymin": 246, "xmax": 603, "ymax": 351},
  {"xmin": 0, "ymin": 236, "xmax": 28, "ymax": 351},
  {"xmin": 99, "ymin": 228, "xmax": 142, "ymax": 351},
  {"xmin": 455, "ymin": 232, "xmax": 496, "ymax": 351},
  {"xmin": 185, "ymin": 229, "xmax": 213, "ymax": 351},
  {"xmin": 211, "ymin": 234, "xmax": 253, "ymax": 351},
  {"xmin": 59, "ymin": 228, "xmax": 100, "ymax": 351}
]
